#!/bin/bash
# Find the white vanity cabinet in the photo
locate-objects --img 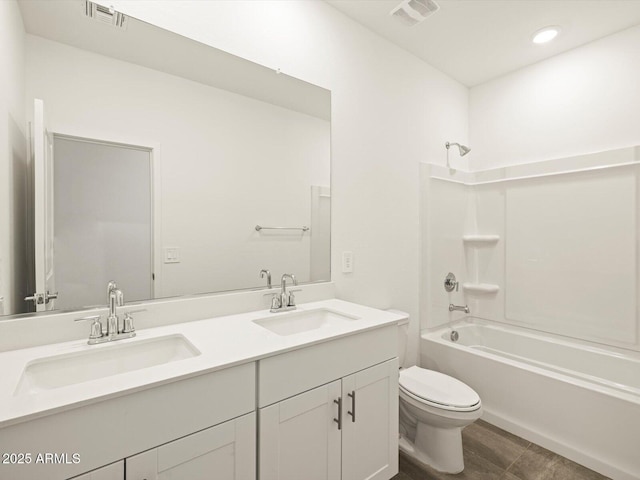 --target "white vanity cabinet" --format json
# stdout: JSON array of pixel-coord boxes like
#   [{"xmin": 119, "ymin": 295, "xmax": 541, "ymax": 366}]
[
  {"xmin": 1, "ymin": 363, "xmax": 256, "ymax": 480},
  {"xmin": 69, "ymin": 413, "xmax": 256, "ymax": 480},
  {"xmin": 258, "ymin": 325, "xmax": 398, "ymax": 480},
  {"xmin": 341, "ymin": 360, "xmax": 399, "ymax": 480},
  {"xmin": 70, "ymin": 412, "xmax": 256, "ymax": 480},
  {"xmin": 260, "ymin": 380, "xmax": 342, "ymax": 480},
  {"xmin": 69, "ymin": 413, "xmax": 255, "ymax": 480},
  {"xmin": 126, "ymin": 412, "xmax": 255, "ymax": 480},
  {"xmin": 1, "ymin": 303, "xmax": 403, "ymax": 480},
  {"xmin": 69, "ymin": 461, "xmax": 124, "ymax": 480}
]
